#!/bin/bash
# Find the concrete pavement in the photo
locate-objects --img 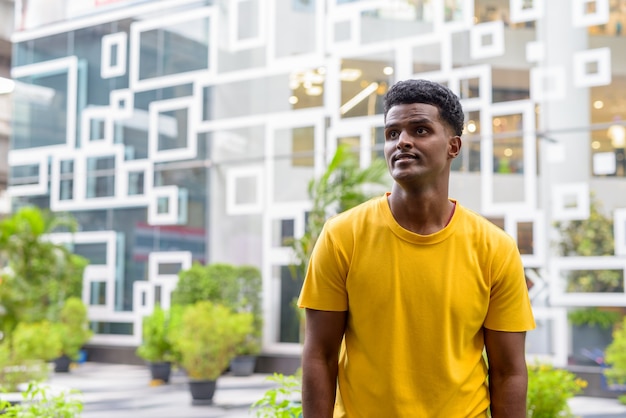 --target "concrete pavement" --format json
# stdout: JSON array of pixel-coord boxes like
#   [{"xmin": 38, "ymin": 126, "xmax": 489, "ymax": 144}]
[{"xmin": 43, "ymin": 362, "xmax": 626, "ymax": 417}]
